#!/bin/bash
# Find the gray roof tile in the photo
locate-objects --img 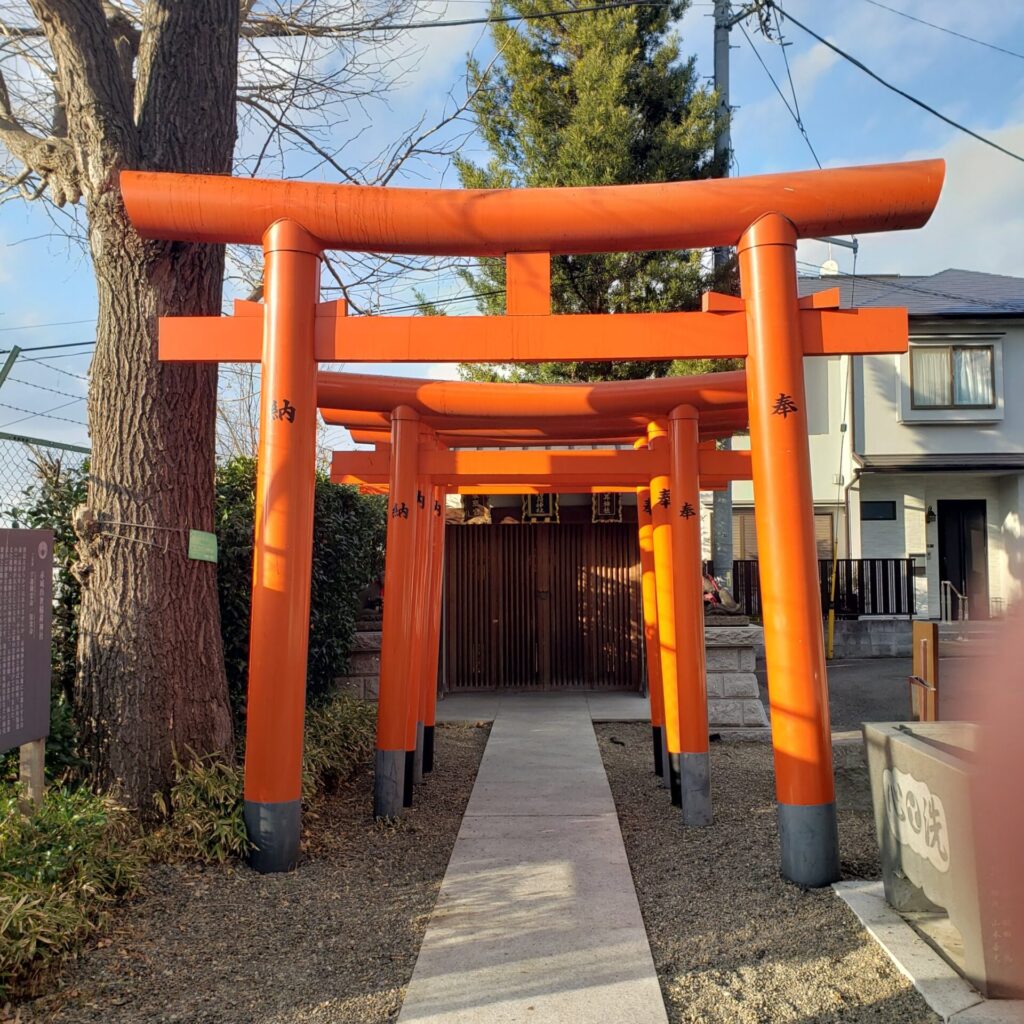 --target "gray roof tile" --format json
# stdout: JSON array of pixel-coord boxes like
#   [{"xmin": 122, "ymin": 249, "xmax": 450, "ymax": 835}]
[{"xmin": 796, "ymin": 268, "xmax": 1024, "ymax": 316}]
